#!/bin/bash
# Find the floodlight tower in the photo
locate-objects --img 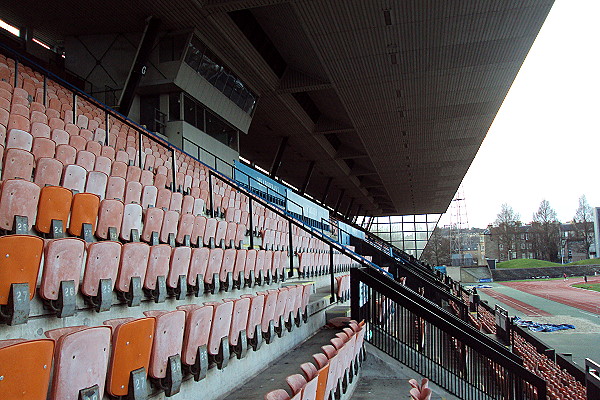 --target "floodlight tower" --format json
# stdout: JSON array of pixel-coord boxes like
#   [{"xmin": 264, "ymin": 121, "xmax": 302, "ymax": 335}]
[{"xmin": 449, "ymin": 187, "xmax": 470, "ymax": 266}]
